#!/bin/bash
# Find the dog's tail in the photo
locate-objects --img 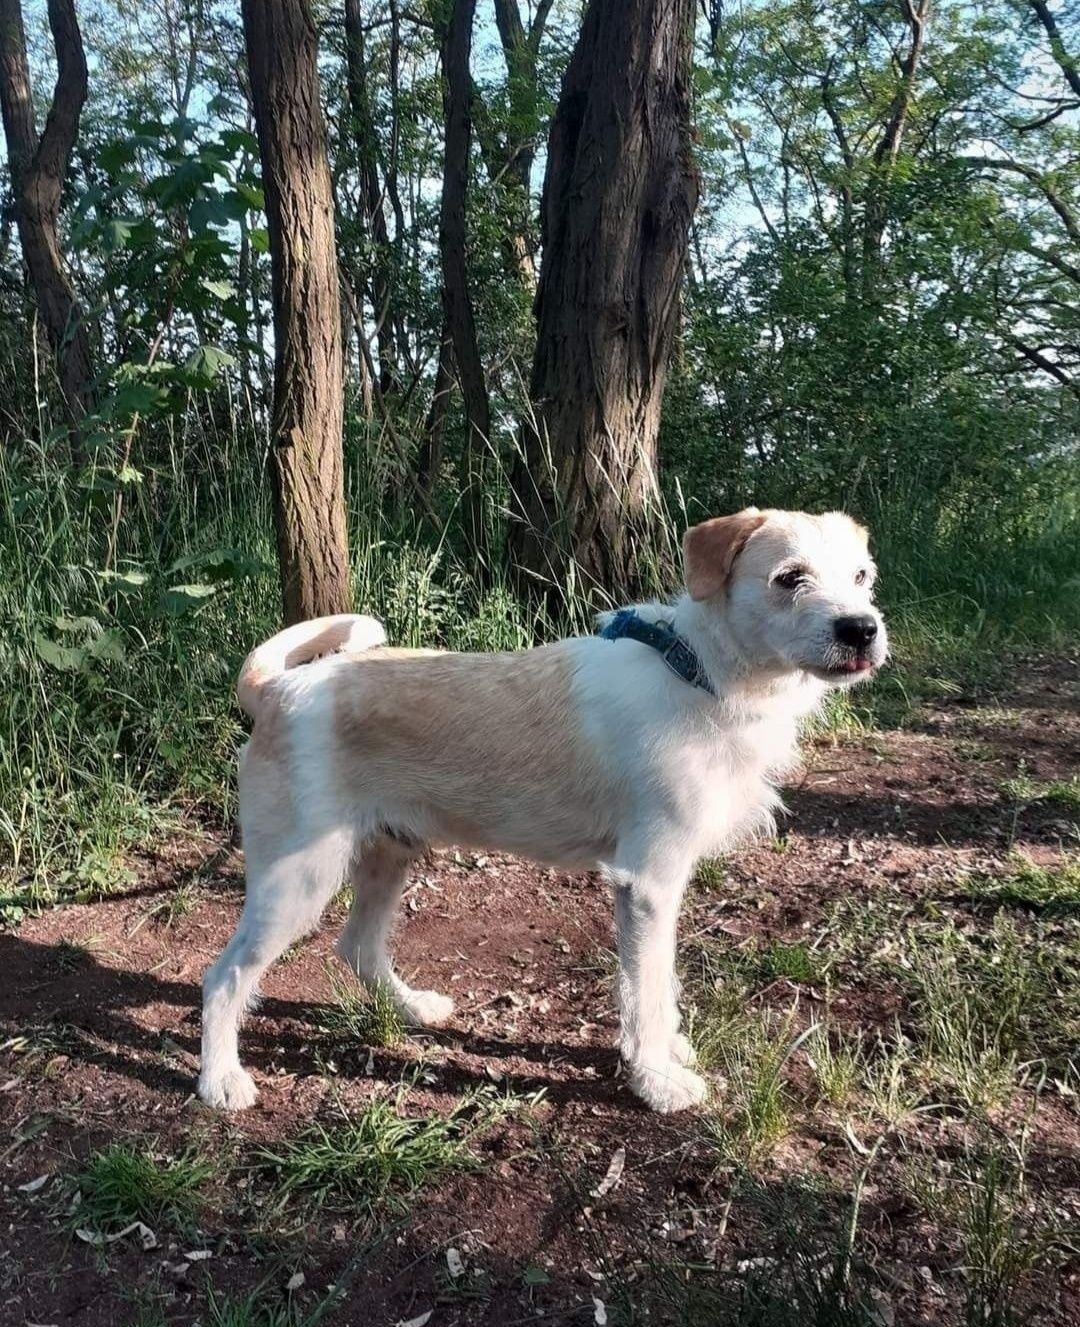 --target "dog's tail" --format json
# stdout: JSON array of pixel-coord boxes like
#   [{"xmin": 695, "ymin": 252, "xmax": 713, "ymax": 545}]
[{"xmin": 237, "ymin": 613, "xmax": 386, "ymax": 721}]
